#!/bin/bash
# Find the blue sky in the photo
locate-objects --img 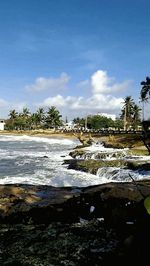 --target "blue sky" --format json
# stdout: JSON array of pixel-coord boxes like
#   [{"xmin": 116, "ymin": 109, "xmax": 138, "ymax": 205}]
[{"xmin": 0, "ymin": 0, "xmax": 150, "ymax": 119}]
